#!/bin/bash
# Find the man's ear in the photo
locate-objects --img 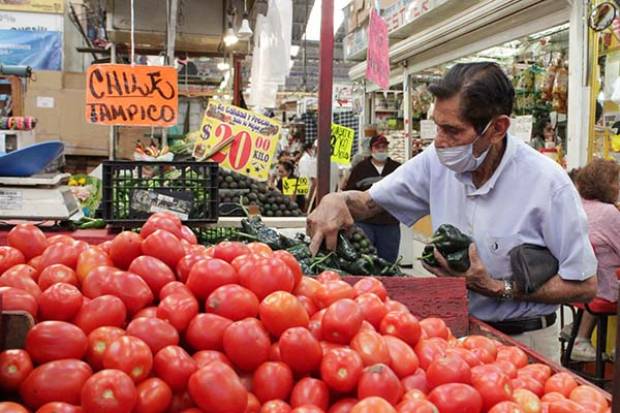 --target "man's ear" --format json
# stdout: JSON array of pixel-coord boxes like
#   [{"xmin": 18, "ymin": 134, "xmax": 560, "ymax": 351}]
[{"xmin": 490, "ymin": 115, "xmax": 511, "ymax": 143}]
